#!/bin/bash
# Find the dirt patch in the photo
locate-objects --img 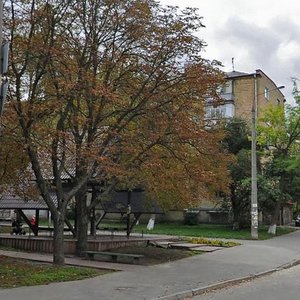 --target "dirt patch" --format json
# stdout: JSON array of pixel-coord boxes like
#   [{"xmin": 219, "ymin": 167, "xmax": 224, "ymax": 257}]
[{"xmin": 103, "ymin": 244, "xmax": 199, "ymax": 265}]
